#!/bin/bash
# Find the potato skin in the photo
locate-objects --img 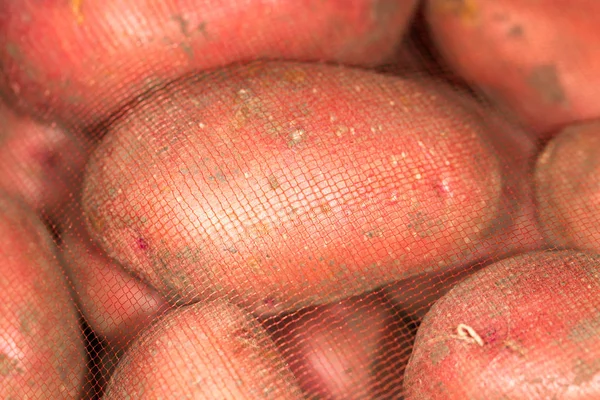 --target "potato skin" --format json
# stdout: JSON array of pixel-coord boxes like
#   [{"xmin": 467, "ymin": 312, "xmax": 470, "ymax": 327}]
[
  {"xmin": 104, "ymin": 300, "xmax": 303, "ymax": 399},
  {"xmin": 404, "ymin": 250, "xmax": 600, "ymax": 399},
  {"xmin": 59, "ymin": 202, "xmax": 167, "ymax": 347},
  {"xmin": 426, "ymin": 0, "xmax": 600, "ymax": 136},
  {"xmin": 0, "ymin": 195, "xmax": 86, "ymax": 399},
  {"xmin": 0, "ymin": 101, "xmax": 87, "ymax": 212},
  {"xmin": 81, "ymin": 61, "xmax": 526, "ymax": 314},
  {"xmin": 0, "ymin": 0, "xmax": 416, "ymax": 127},
  {"xmin": 268, "ymin": 293, "xmax": 412, "ymax": 399},
  {"xmin": 534, "ymin": 120, "xmax": 600, "ymax": 252}
]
